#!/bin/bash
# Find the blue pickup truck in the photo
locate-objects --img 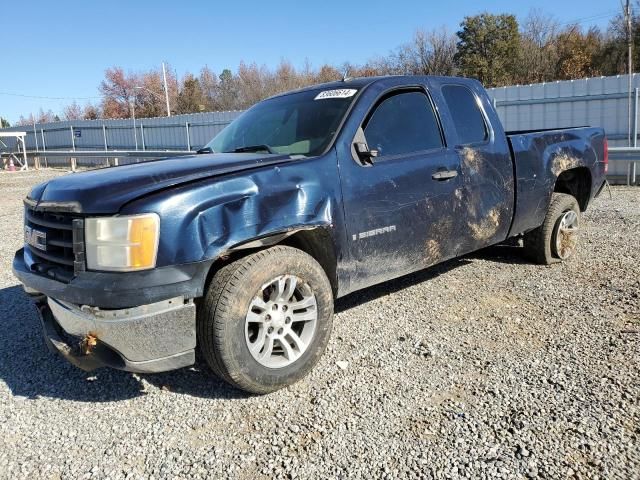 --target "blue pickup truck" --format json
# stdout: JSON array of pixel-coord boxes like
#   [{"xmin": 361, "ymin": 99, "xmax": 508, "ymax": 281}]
[{"xmin": 13, "ymin": 76, "xmax": 607, "ymax": 393}]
